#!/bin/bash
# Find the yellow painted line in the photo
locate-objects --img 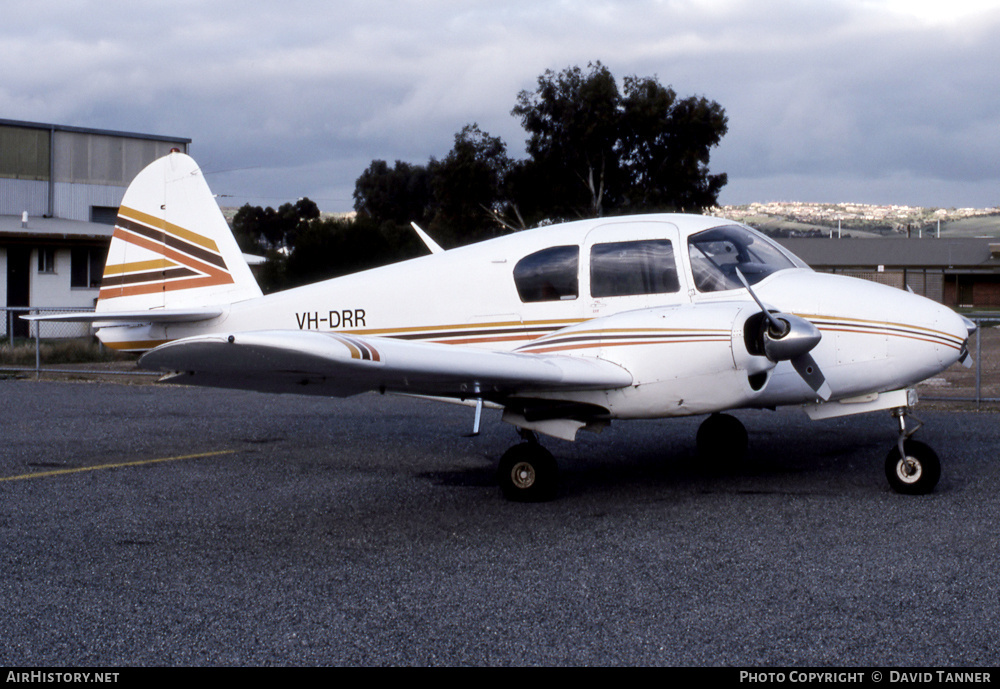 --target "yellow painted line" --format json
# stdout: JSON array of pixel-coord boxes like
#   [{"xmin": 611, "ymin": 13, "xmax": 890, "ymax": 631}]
[{"xmin": 0, "ymin": 449, "xmax": 236, "ymax": 483}]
